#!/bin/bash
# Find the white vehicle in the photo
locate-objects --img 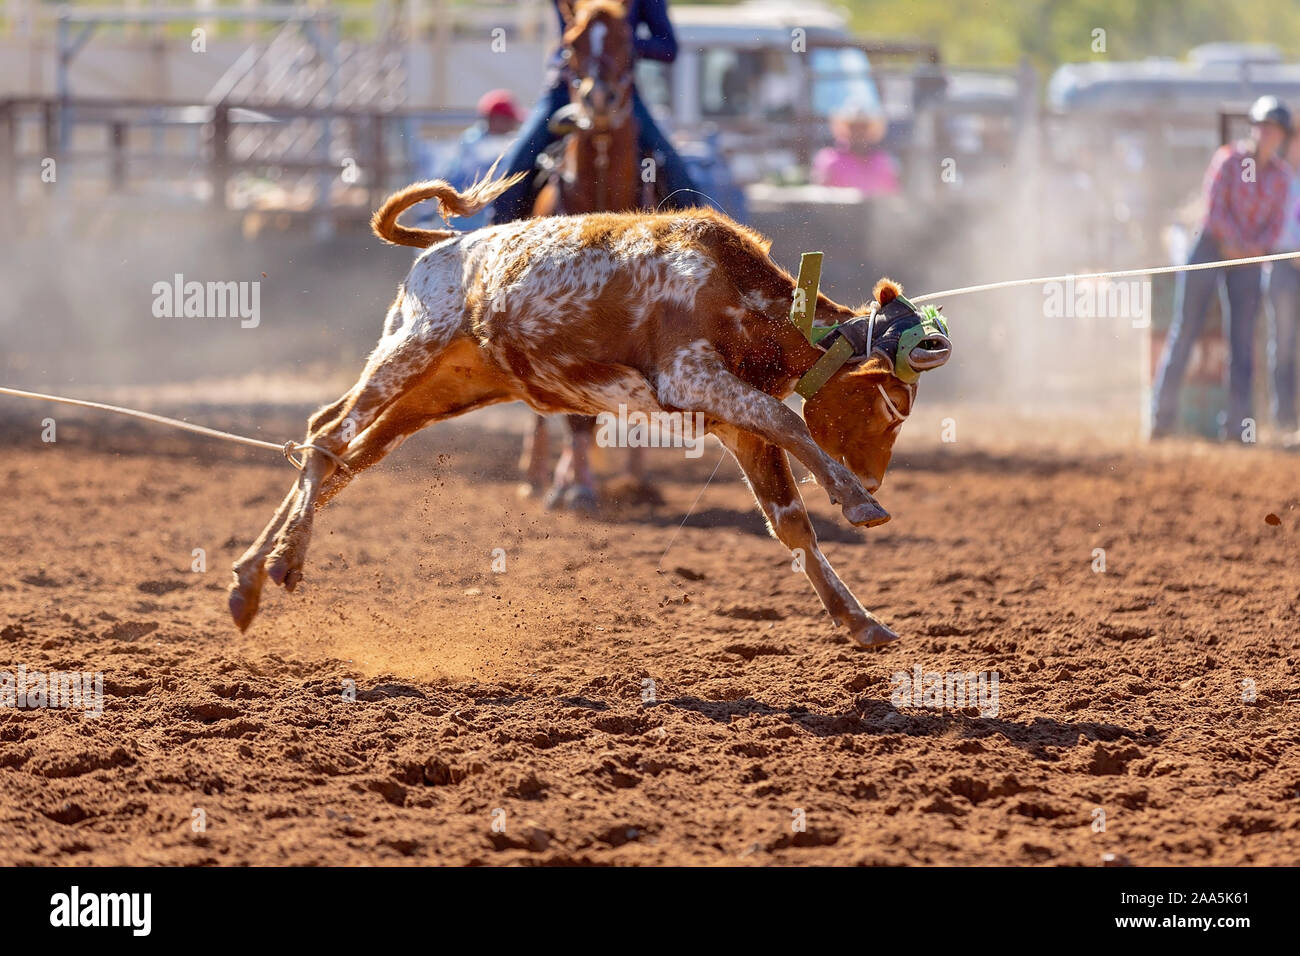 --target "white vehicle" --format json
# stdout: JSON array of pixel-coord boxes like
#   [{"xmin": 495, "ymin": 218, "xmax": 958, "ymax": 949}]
[
  {"xmin": 634, "ymin": 1, "xmax": 924, "ymax": 183},
  {"xmin": 632, "ymin": 1, "xmax": 1023, "ymax": 190}
]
